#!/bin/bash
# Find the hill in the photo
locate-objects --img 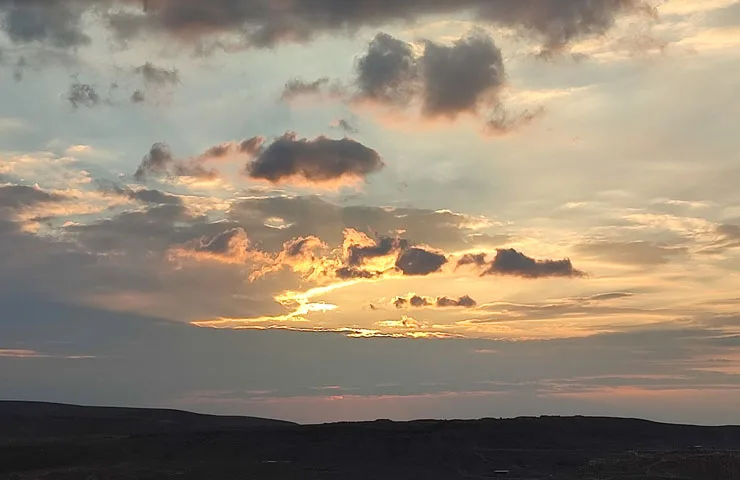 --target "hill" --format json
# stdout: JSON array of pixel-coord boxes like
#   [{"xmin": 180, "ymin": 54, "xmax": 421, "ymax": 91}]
[
  {"xmin": 0, "ymin": 400, "xmax": 295, "ymax": 440},
  {"xmin": 2, "ymin": 402, "xmax": 740, "ymax": 479}
]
